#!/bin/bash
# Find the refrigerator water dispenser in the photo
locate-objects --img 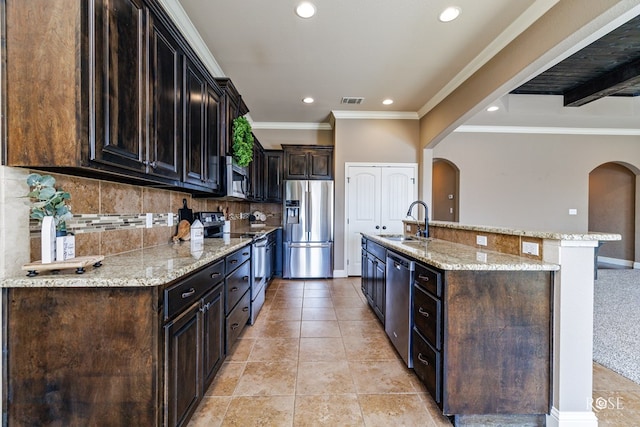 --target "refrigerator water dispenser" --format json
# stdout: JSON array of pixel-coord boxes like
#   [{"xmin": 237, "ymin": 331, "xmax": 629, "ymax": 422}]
[{"xmin": 285, "ymin": 200, "xmax": 300, "ymax": 224}]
